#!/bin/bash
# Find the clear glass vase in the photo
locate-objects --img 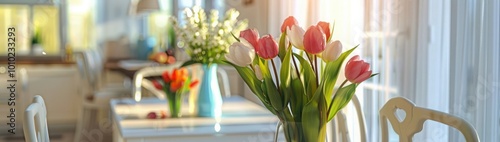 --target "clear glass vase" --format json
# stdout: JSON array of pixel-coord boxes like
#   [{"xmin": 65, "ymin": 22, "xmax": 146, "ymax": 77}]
[
  {"xmin": 274, "ymin": 120, "xmax": 327, "ymax": 142},
  {"xmin": 166, "ymin": 92, "xmax": 183, "ymax": 118}
]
